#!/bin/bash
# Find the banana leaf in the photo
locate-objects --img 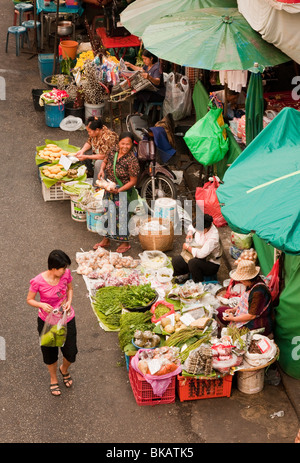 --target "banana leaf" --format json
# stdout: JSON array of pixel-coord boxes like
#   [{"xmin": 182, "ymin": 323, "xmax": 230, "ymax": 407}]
[{"xmin": 35, "ymin": 138, "xmax": 80, "ymax": 165}]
